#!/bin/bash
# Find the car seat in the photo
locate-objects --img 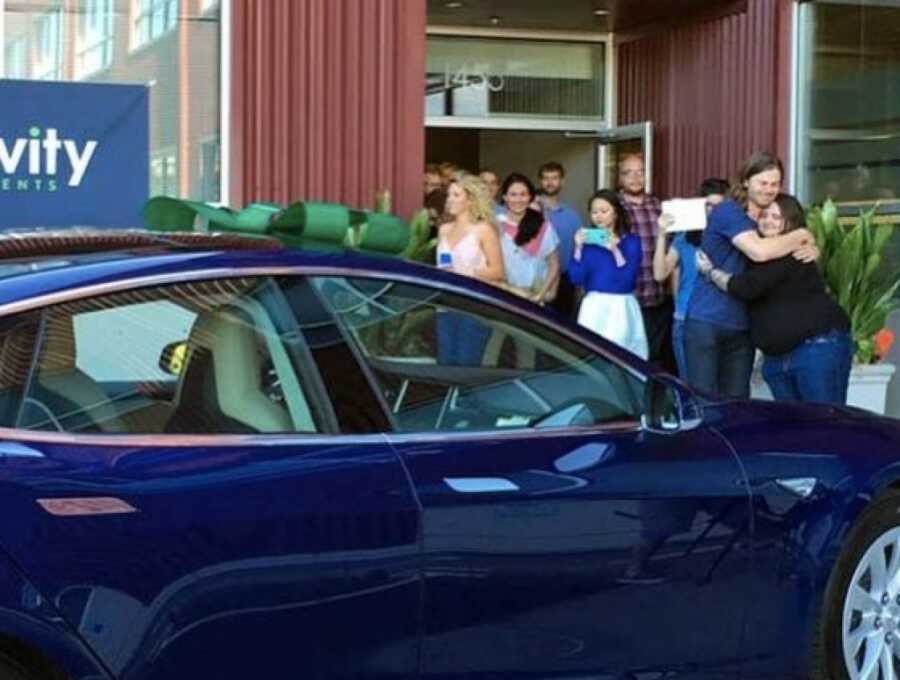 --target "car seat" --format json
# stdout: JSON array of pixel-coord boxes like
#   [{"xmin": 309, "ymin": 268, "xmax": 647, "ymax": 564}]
[{"xmin": 165, "ymin": 306, "xmax": 292, "ymax": 434}]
